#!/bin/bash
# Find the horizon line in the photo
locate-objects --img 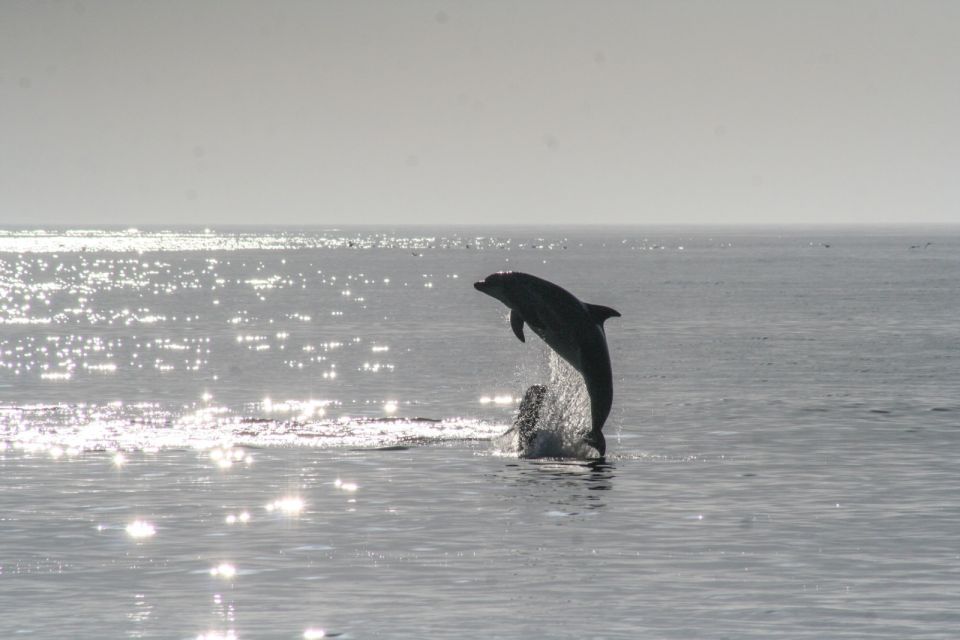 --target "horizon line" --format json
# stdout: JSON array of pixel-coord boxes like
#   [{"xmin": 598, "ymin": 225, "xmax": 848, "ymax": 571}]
[{"xmin": 2, "ymin": 221, "xmax": 959, "ymax": 229}]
